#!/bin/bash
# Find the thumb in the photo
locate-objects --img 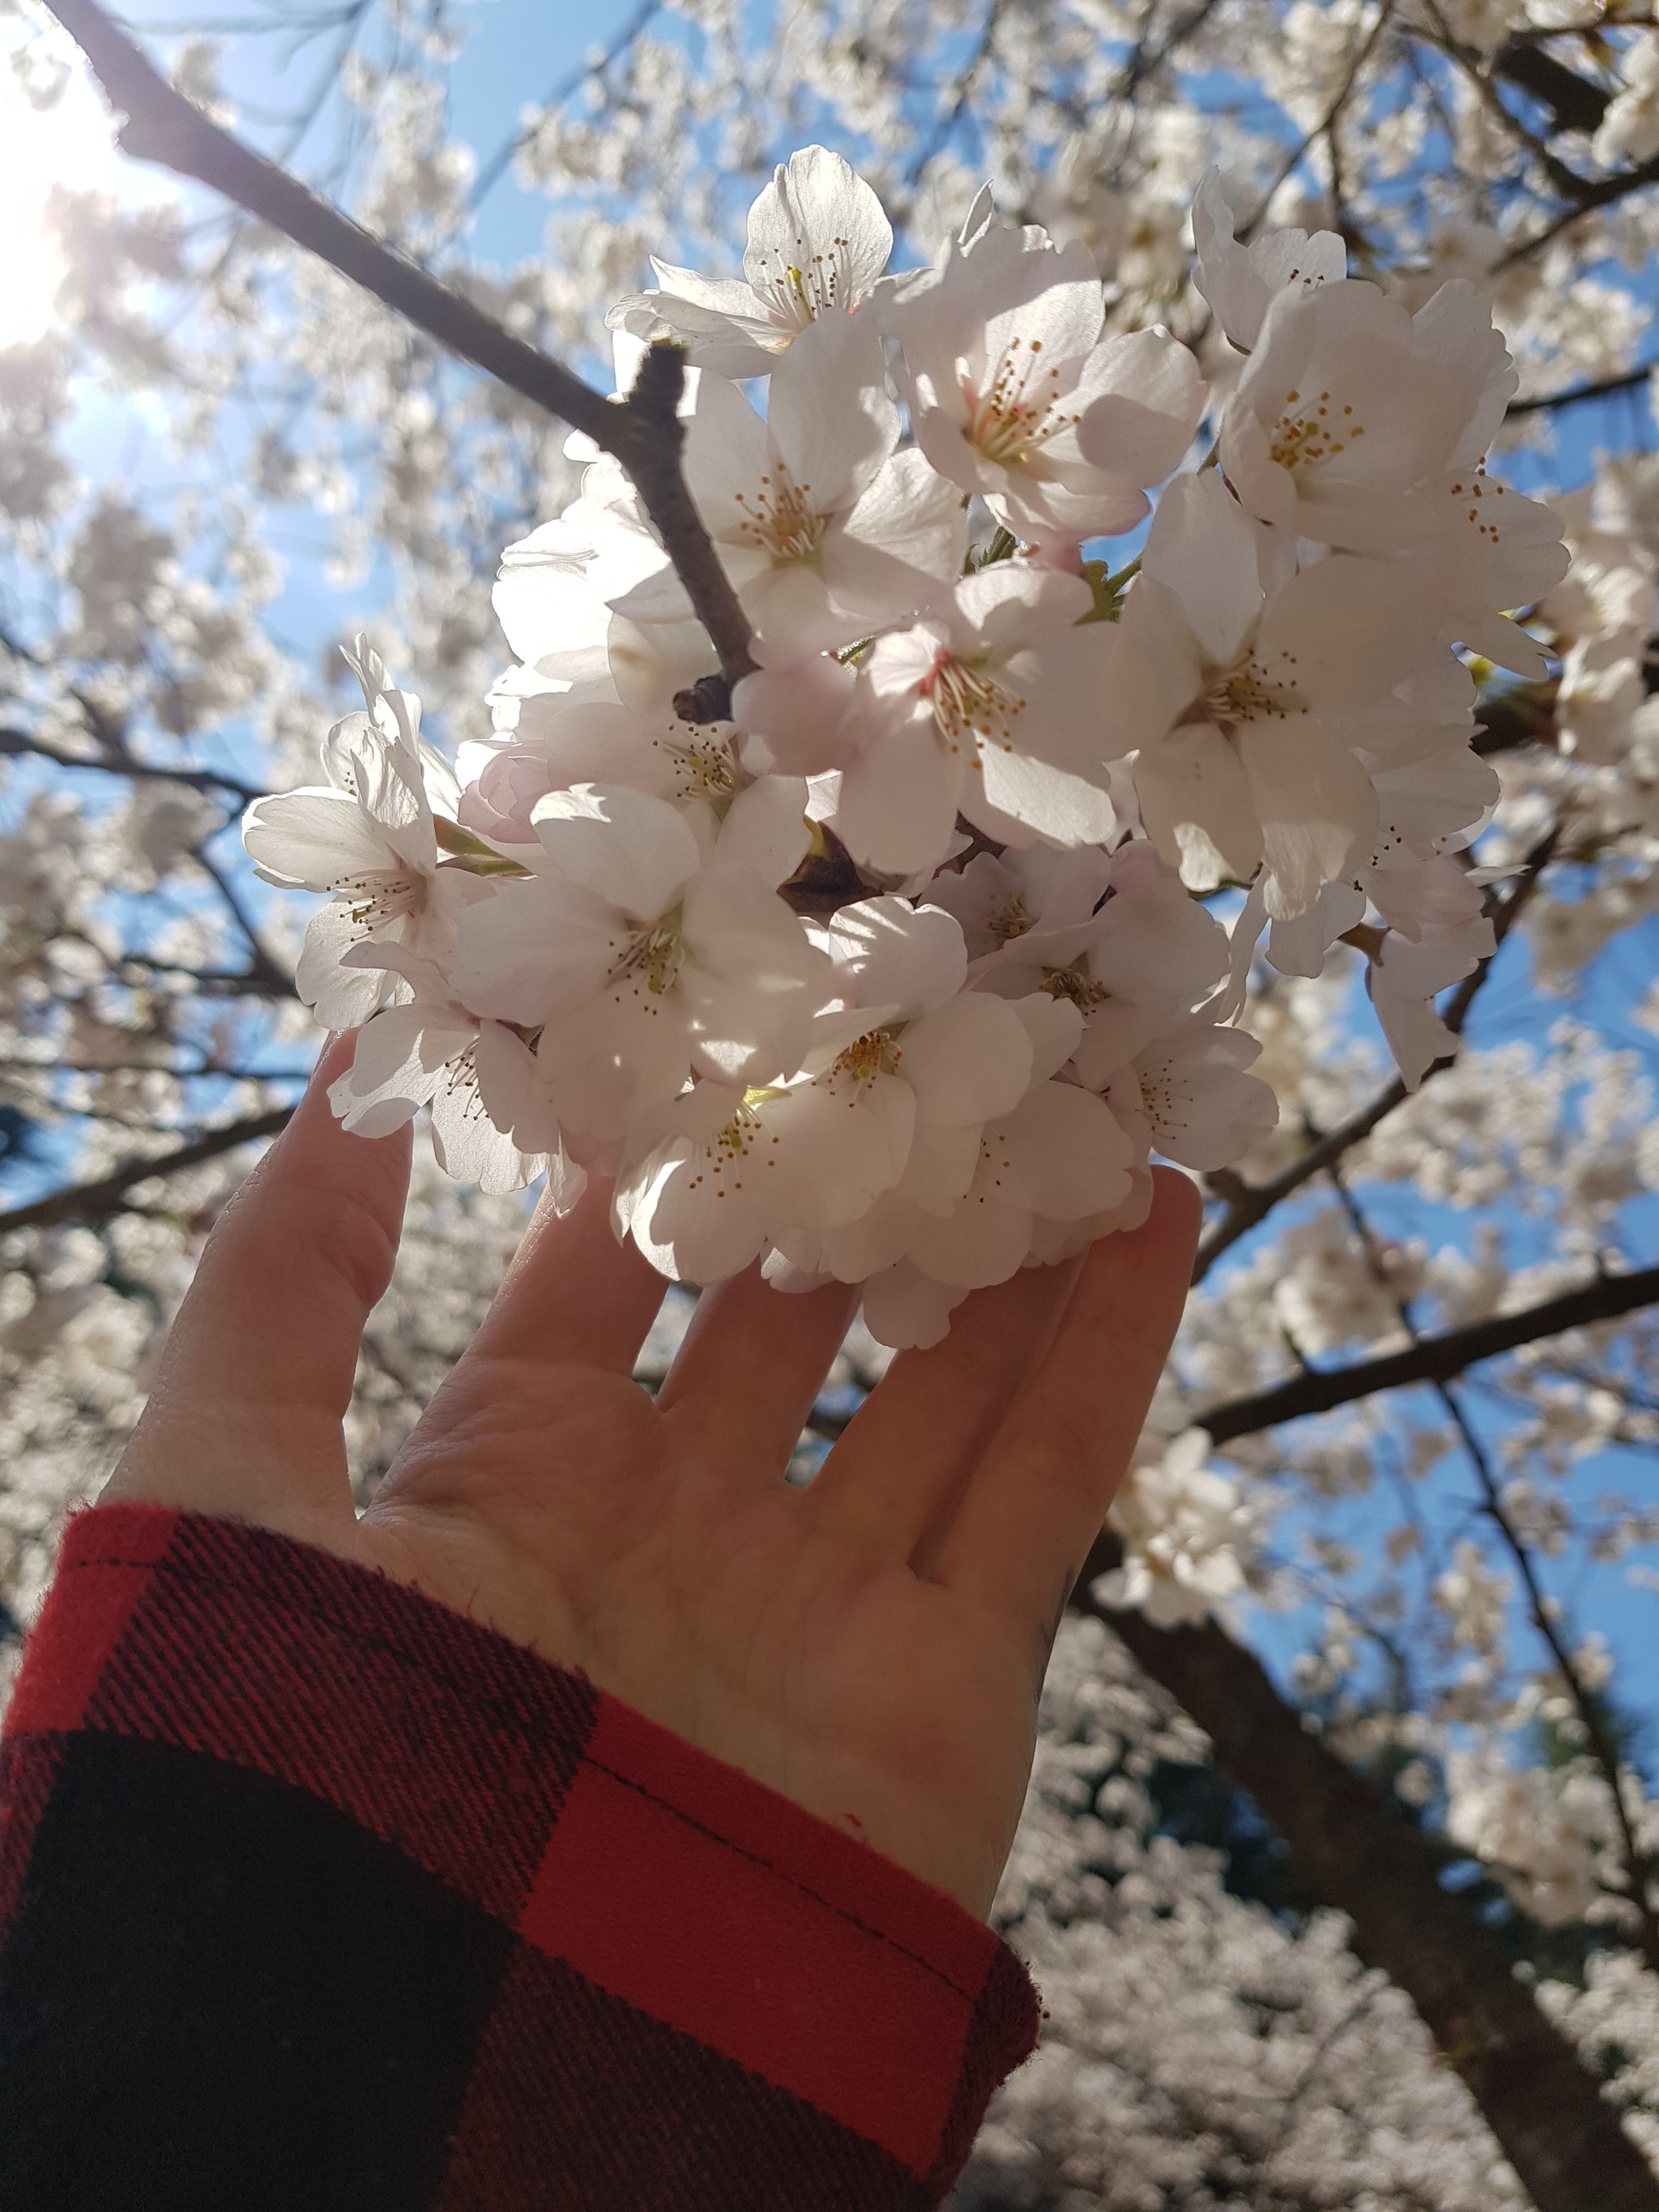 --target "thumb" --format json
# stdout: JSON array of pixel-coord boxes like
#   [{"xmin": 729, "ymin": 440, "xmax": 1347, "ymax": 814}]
[{"xmin": 106, "ymin": 1032, "xmax": 414, "ymax": 1544}]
